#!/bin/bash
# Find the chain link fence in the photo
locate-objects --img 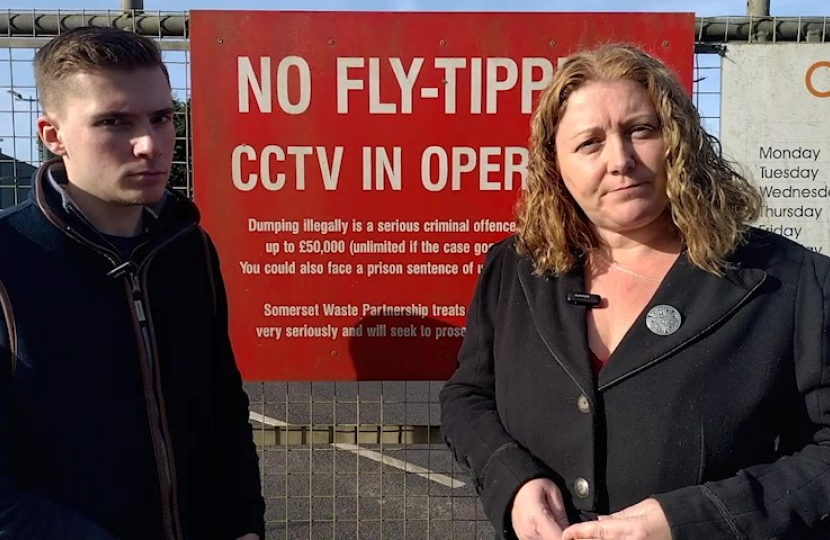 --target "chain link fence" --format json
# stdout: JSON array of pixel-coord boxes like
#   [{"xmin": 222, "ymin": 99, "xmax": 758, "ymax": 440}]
[{"xmin": 1, "ymin": 10, "xmax": 827, "ymax": 539}]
